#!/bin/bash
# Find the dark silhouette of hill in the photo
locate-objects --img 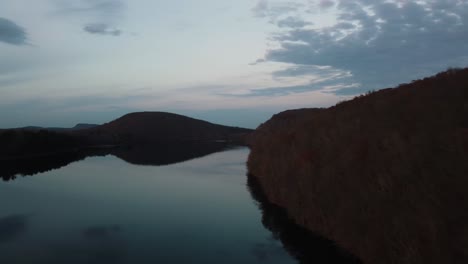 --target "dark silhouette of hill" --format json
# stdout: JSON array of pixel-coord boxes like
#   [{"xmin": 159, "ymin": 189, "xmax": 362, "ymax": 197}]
[
  {"xmin": 0, "ymin": 112, "xmax": 251, "ymax": 160},
  {"xmin": 82, "ymin": 111, "xmax": 251, "ymax": 144},
  {"xmin": 247, "ymin": 68, "xmax": 468, "ymax": 264},
  {"xmin": 0, "ymin": 110, "xmax": 249, "ymax": 180},
  {"xmin": 0, "ymin": 142, "xmax": 232, "ymax": 181},
  {"xmin": 18, "ymin": 123, "xmax": 99, "ymax": 132},
  {"xmin": 0, "ymin": 129, "xmax": 86, "ymax": 159}
]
